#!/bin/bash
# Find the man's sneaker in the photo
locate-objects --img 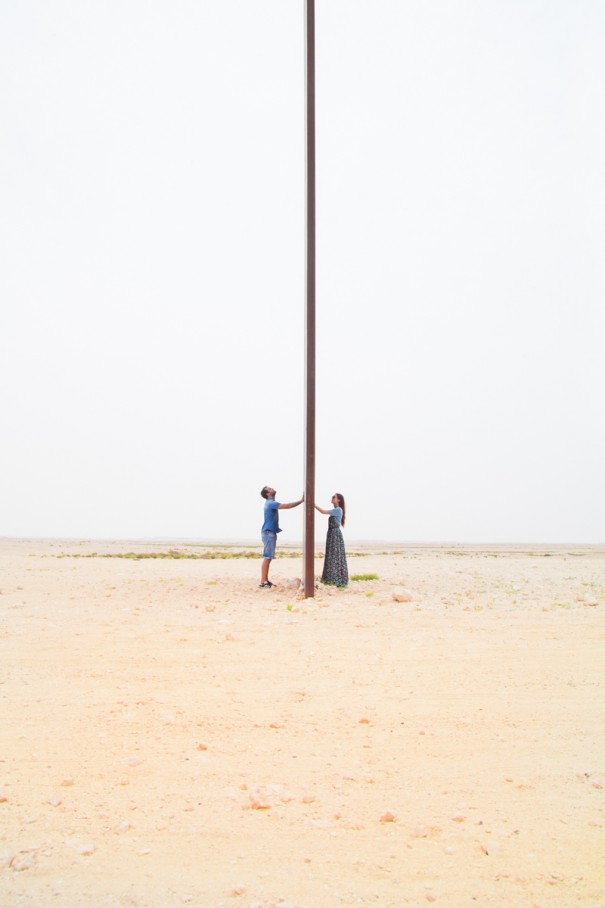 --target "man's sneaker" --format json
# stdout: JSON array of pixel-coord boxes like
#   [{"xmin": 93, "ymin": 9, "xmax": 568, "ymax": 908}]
[{"xmin": 259, "ymin": 581, "xmax": 274, "ymax": 588}]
